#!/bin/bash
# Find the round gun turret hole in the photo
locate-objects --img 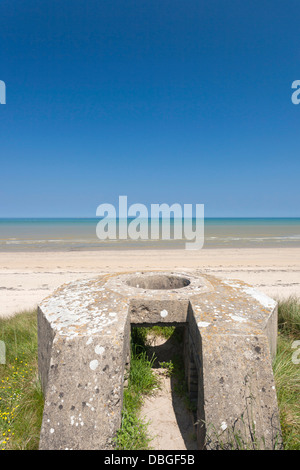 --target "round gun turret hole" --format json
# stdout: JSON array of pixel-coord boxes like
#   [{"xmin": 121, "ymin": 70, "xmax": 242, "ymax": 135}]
[{"xmin": 126, "ymin": 274, "xmax": 190, "ymax": 290}]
